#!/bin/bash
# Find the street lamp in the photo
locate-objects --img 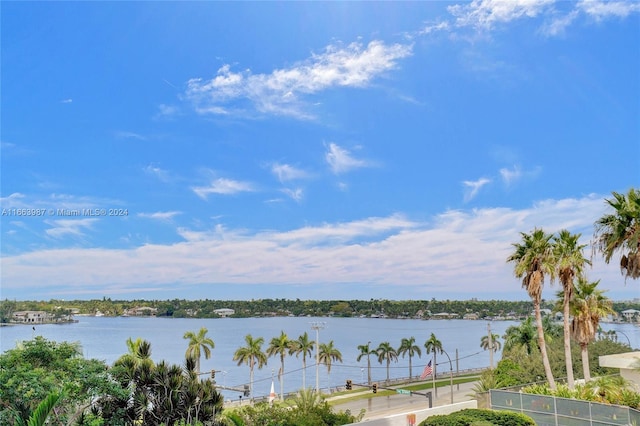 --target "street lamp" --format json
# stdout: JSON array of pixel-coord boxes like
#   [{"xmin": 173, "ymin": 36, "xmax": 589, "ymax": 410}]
[
  {"xmin": 615, "ymin": 330, "xmax": 632, "ymax": 347},
  {"xmin": 441, "ymin": 349, "xmax": 454, "ymax": 405},
  {"xmin": 311, "ymin": 321, "xmax": 325, "ymax": 394},
  {"xmin": 361, "ymin": 368, "xmax": 364, "ymax": 384}
]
